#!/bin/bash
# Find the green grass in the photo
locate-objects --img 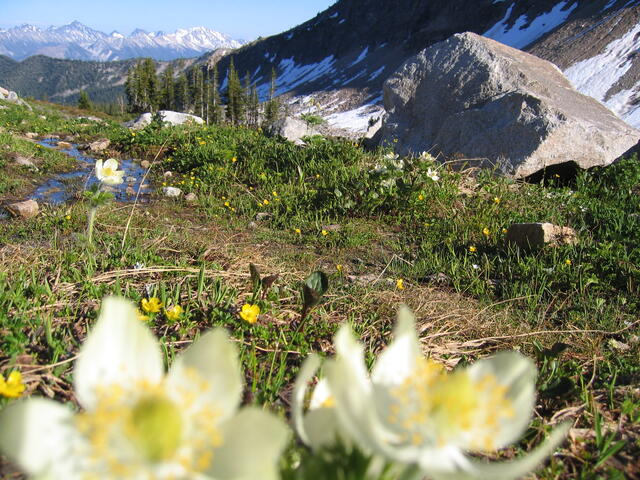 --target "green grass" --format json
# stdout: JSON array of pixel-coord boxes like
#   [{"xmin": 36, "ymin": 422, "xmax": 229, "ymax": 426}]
[{"xmin": 0, "ymin": 100, "xmax": 639, "ymax": 479}]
